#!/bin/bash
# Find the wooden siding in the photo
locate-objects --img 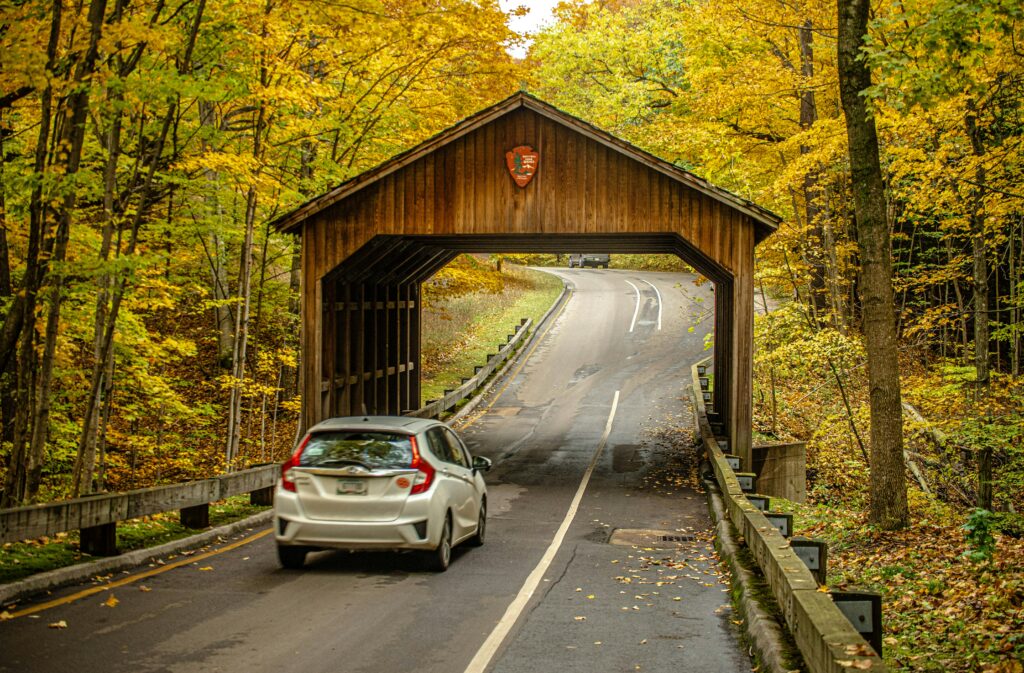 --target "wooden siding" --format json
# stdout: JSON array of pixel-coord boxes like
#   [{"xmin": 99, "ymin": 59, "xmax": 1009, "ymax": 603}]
[{"xmin": 297, "ymin": 106, "xmax": 764, "ymax": 465}]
